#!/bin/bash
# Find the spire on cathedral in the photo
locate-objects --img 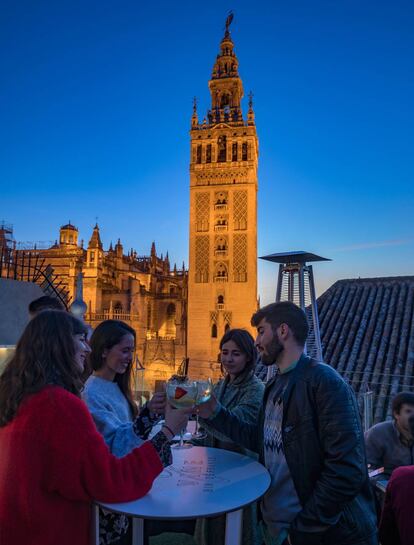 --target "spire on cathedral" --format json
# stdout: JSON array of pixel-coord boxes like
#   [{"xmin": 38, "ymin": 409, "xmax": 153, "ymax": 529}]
[
  {"xmin": 88, "ymin": 224, "xmax": 103, "ymax": 250},
  {"xmin": 115, "ymin": 238, "xmax": 123, "ymax": 257},
  {"xmin": 151, "ymin": 241, "xmax": 156, "ymax": 257}
]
